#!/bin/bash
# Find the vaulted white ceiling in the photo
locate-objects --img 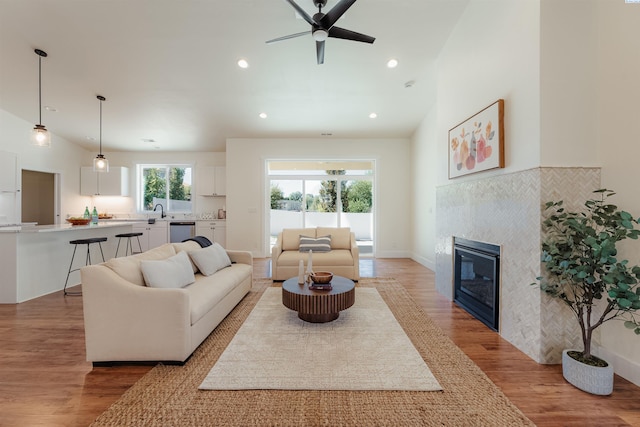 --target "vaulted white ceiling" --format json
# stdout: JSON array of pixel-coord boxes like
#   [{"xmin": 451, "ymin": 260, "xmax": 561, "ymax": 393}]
[{"xmin": 0, "ymin": 0, "xmax": 469, "ymax": 152}]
